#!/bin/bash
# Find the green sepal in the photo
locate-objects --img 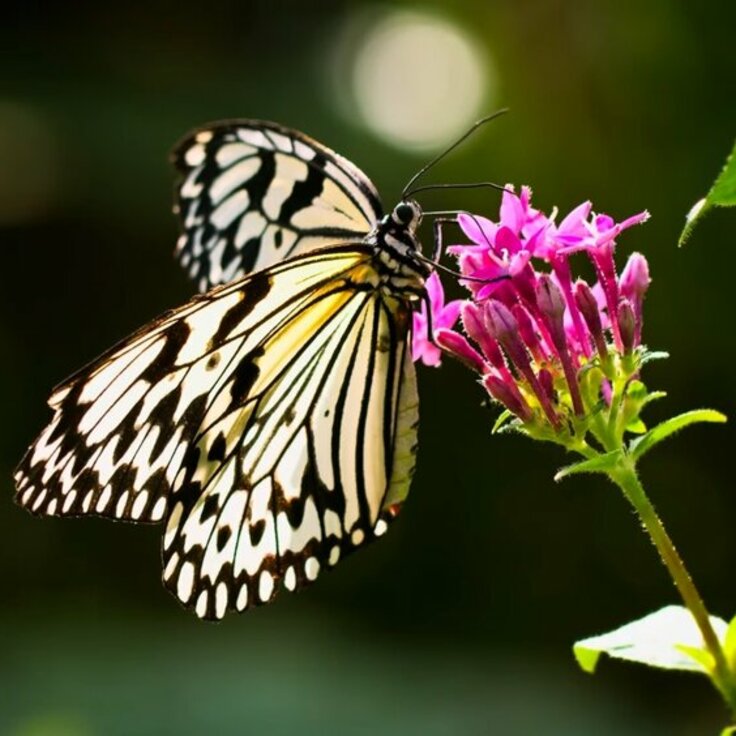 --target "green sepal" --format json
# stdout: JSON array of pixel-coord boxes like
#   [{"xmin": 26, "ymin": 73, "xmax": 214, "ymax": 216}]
[
  {"xmin": 679, "ymin": 137, "xmax": 736, "ymax": 246},
  {"xmin": 640, "ymin": 390, "xmax": 667, "ymax": 407},
  {"xmin": 554, "ymin": 450, "xmax": 623, "ymax": 482},
  {"xmin": 625, "ymin": 418, "xmax": 647, "ymax": 434},
  {"xmin": 573, "ymin": 605, "xmax": 729, "ymax": 675},
  {"xmin": 639, "ymin": 349, "xmax": 670, "ymax": 366},
  {"xmin": 724, "ymin": 614, "xmax": 736, "ymax": 672},
  {"xmin": 676, "ymin": 644, "xmax": 716, "ymax": 673},
  {"xmin": 491, "ymin": 409, "xmax": 514, "ymax": 434},
  {"xmin": 629, "ymin": 410, "xmax": 727, "ymax": 462}
]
